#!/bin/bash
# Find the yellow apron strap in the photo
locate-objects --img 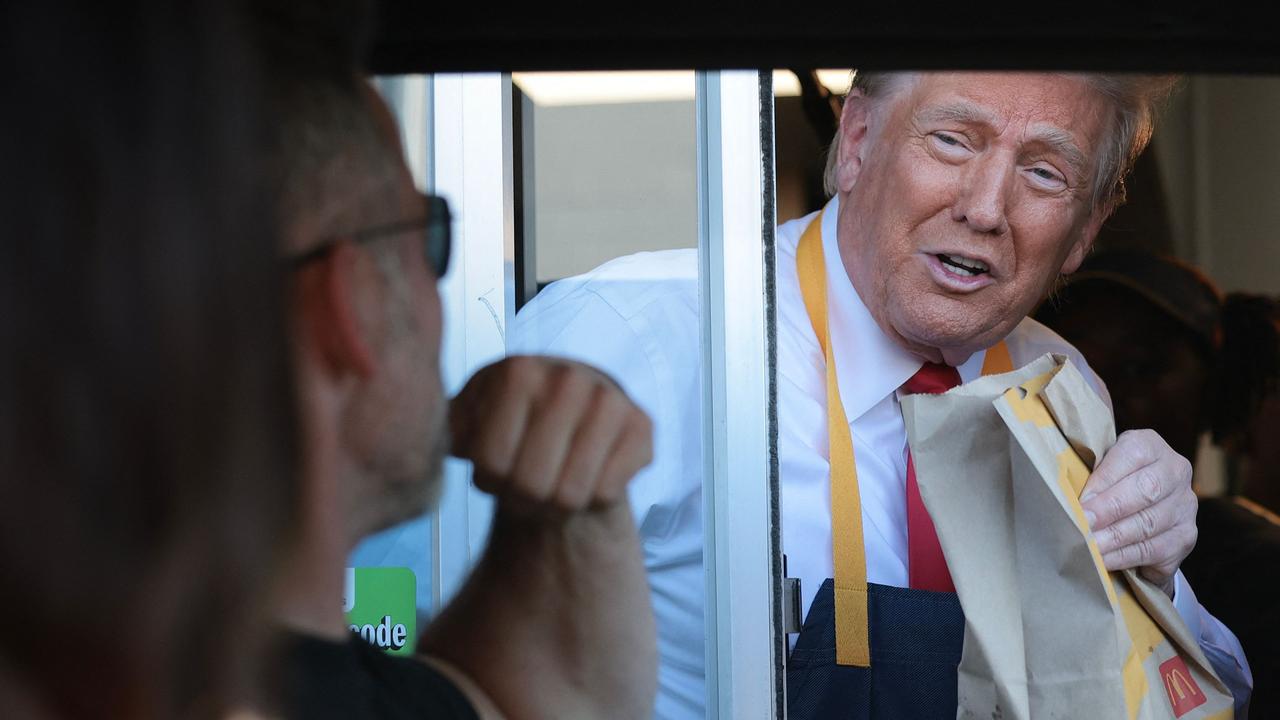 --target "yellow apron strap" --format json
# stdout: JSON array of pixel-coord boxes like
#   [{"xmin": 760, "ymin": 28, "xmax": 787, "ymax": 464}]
[
  {"xmin": 981, "ymin": 338, "xmax": 1014, "ymax": 375},
  {"xmin": 796, "ymin": 210, "xmax": 1013, "ymax": 668},
  {"xmin": 797, "ymin": 212, "xmax": 870, "ymax": 667}
]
